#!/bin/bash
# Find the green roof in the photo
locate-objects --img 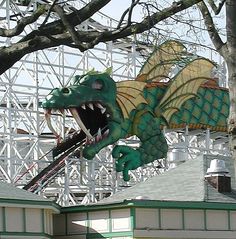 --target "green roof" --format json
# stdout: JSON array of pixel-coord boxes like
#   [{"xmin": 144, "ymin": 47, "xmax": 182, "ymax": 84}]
[{"xmin": 97, "ymin": 154, "xmax": 236, "ymax": 205}]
